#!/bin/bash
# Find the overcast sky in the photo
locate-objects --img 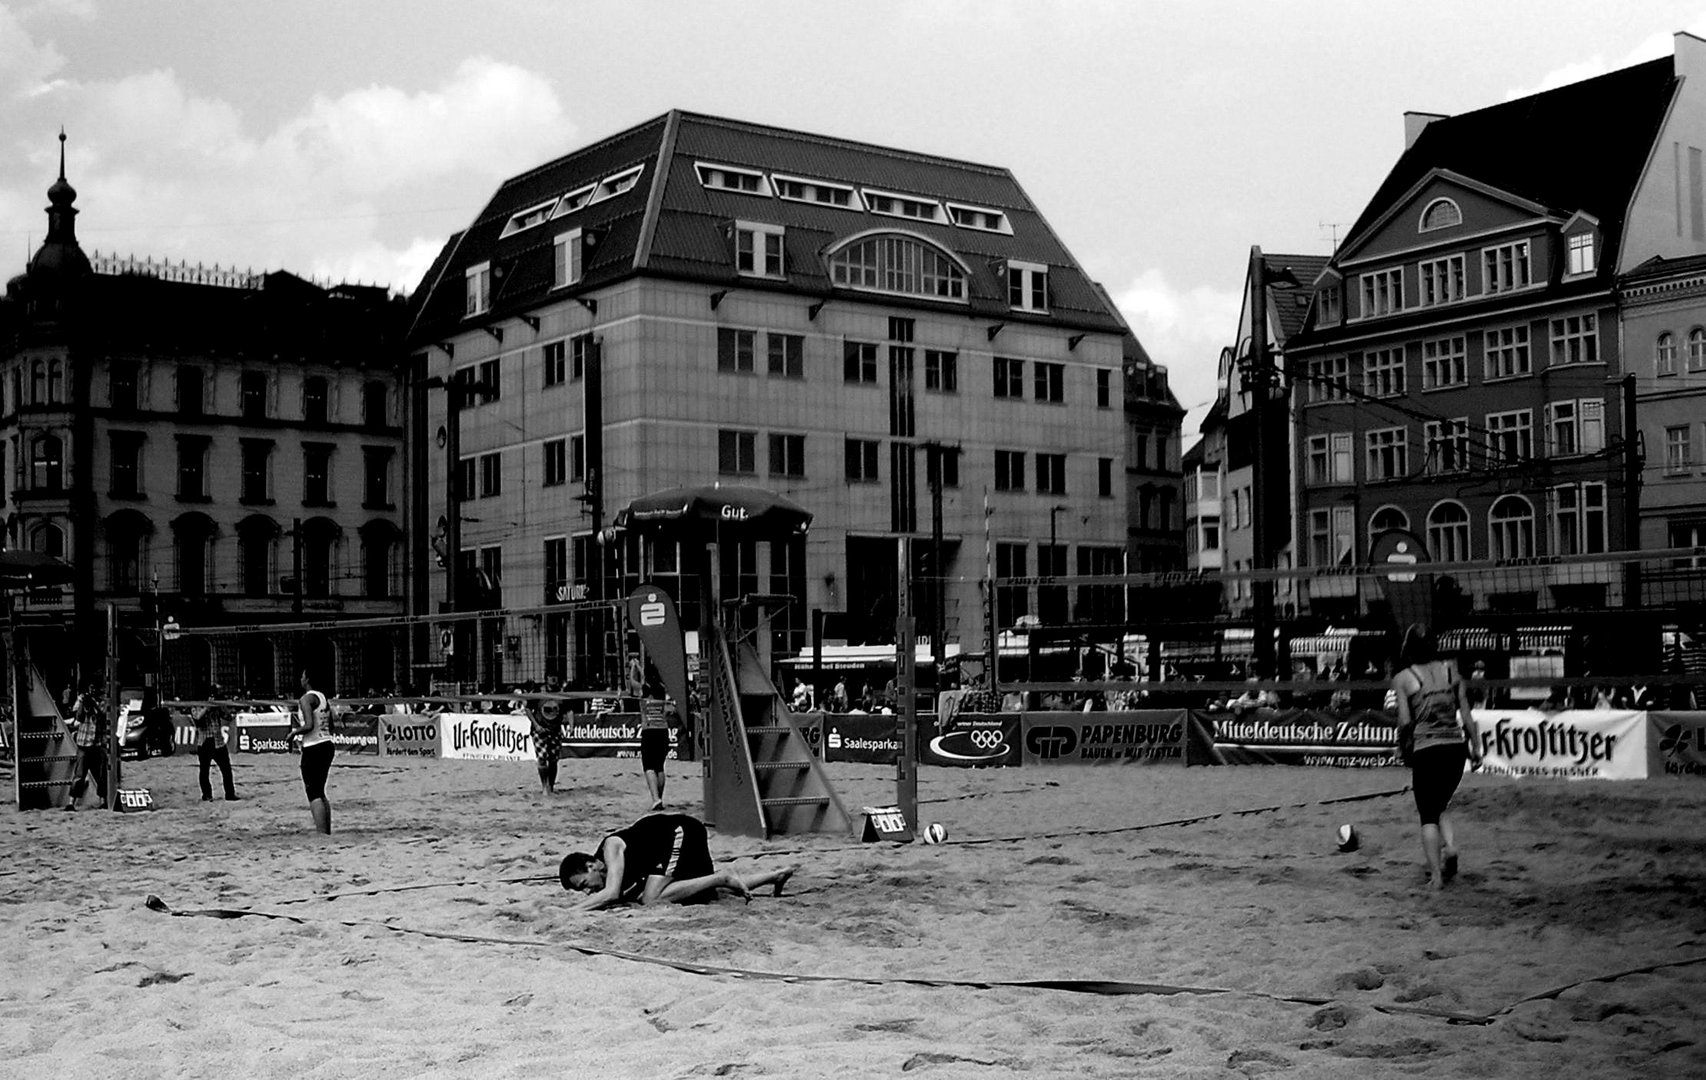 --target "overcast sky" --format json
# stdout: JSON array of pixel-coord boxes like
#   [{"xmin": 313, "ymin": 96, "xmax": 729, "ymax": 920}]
[{"xmin": 4, "ymin": 0, "xmax": 1704, "ymax": 434}]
